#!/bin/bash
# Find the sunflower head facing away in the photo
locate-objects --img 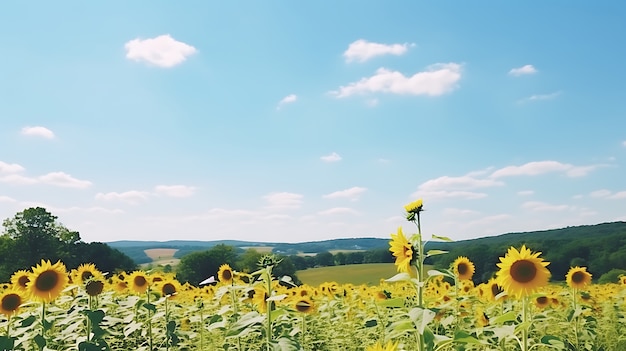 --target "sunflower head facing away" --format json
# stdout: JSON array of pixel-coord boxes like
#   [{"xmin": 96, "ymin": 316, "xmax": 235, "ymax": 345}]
[
  {"xmin": 404, "ymin": 199, "xmax": 423, "ymax": 221},
  {"xmin": 566, "ymin": 266, "xmax": 592, "ymax": 289},
  {"xmin": 0, "ymin": 288, "xmax": 25, "ymax": 317},
  {"xmin": 26, "ymin": 260, "xmax": 69, "ymax": 303},
  {"xmin": 452, "ymin": 256, "xmax": 475, "ymax": 281},
  {"xmin": 495, "ymin": 245, "xmax": 550, "ymax": 299},
  {"xmin": 389, "ymin": 227, "xmax": 414, "ymax": 273}
]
